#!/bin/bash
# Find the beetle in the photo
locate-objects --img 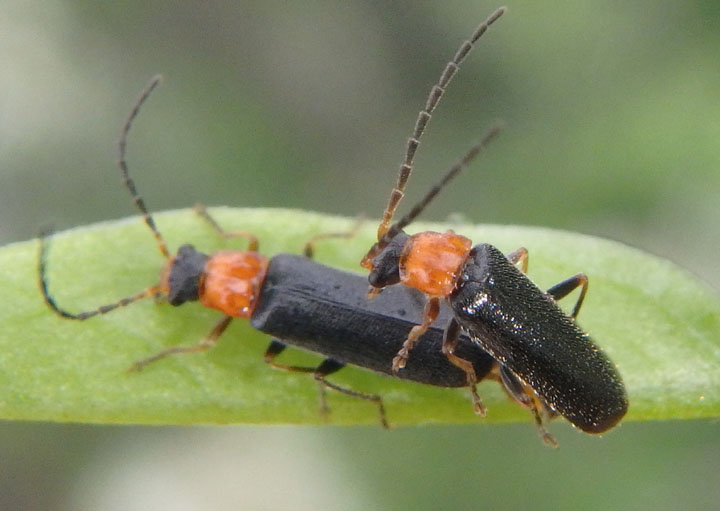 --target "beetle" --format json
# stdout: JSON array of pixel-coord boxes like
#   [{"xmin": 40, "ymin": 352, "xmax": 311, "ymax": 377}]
[
  {"xmin": 359, "ymin": 6, "xmax": 628, "ymax": 444},
  {"xmin": 38, "ymin": 75, "xmax": 498, "ymax": 428}
]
